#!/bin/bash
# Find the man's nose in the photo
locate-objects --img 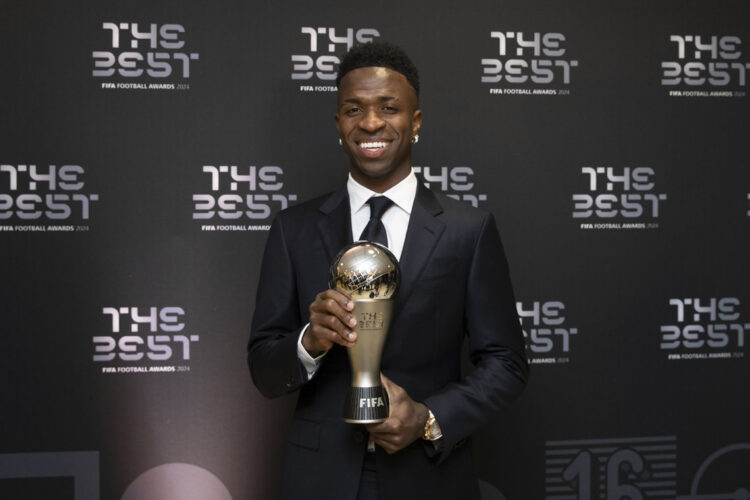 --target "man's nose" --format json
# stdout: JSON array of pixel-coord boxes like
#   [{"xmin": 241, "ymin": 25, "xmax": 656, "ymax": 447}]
[{"xmin": 359, "ymin": 109, "xmax": 385, "ymax": 132}]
